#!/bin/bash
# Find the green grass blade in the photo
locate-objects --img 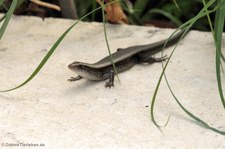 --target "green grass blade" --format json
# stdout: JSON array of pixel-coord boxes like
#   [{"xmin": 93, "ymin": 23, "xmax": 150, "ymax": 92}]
[
  {"xmin": 202, "ymin": 0, "xmax": 215, "ymax": 40},
  {"xmin": 16, "ymin": 0, "xmax": 24, "ymax": 6},
  {"xmin": 221, "ymin": 54, "xmax": 225, "ymax": 62},
  {"xmin": 91, "ymin": 0, "xmax": 97, "ymax": 21},
  {"xmin": 120, "ymin": 1, "xmax": 143, "ymax": 25},
  {"xmin": 162, "ymin": 27, "xmax": 225, "ymax": 135},
  {"xmin": 146, "ymin": 8, "xmax": 182, "ymax": 26},
  {"xmin": 0, "ymin": 0, "xmax": 5, "ymax": 6},
  {"xmin": 0, "ymin": 0, "xmax": 24, "ymax": 23},
  {"xmin": 0, "ymin": 14, "xmax": 6, "ymax": 22},
  {"xmin": 150, "ymin": 28, "xmax": 189, "ymax": 128},
  {"xmin": 0, "ymin": 0, "xmax": 119, "ymax": 92},
  {"xmin": 172, "ymin": 0, "xmax": 180, "ymax": 11},
  {"xmin": 214, "ymin": 0, "xmax": 225, "ymax": 108},
  {"xmin": 203, "ymin": 0, "xmax": 225, "ymax": 107},
  {"xmin": 151, "ymin": 0, "xmax": 225, "ymax": 134},
  {"xmin": 0, "ymin": 0, "xmax": 18, "ymax": 40},
  {"xmin": 133, "ymin": 0, "xmax": 149, "ymax": 17},
  {"xmin": 169, "ymin": 81, "xmax": 225, "ymax": 135},
  {"xmin": 101, "ymin": 1, "xmax": 120, "ymax": 84},
  {"xmin": 151, "ymin": 0, "xmax": 216, "ymax": 127}
]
